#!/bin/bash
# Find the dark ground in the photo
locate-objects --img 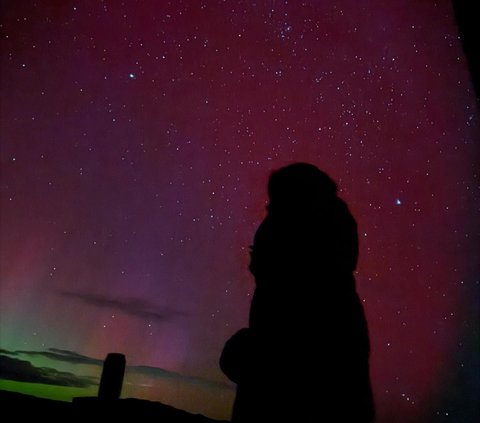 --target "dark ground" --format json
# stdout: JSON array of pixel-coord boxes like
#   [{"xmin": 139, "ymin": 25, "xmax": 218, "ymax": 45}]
[{"xmin": 0, "ymin": 390, "xmax": 229, "ymax": 422}]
